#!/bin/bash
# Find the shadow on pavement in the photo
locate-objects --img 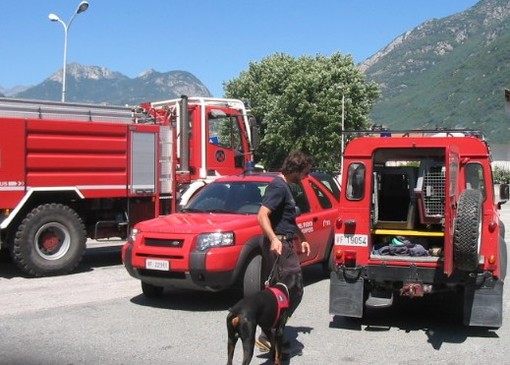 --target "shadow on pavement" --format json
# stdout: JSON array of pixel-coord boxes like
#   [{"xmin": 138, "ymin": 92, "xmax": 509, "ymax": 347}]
[{"xmin": 329, "ymin": 290, "xmax": 499, "ymax": 349}]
